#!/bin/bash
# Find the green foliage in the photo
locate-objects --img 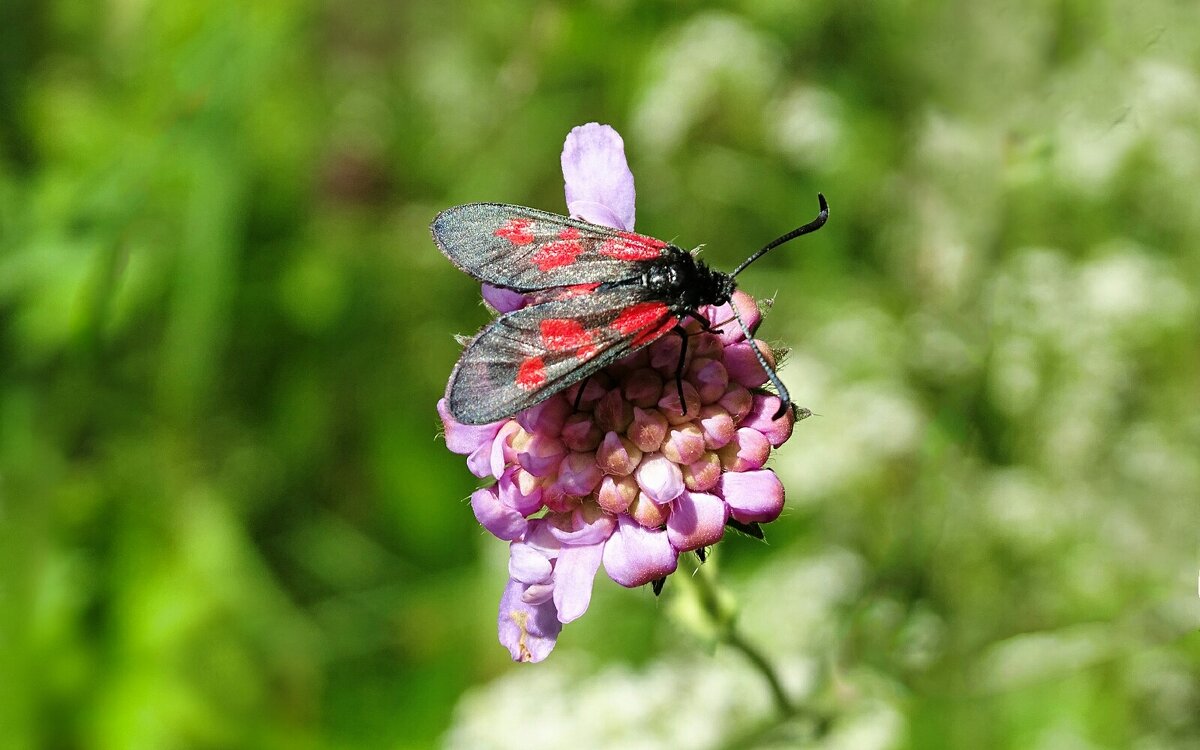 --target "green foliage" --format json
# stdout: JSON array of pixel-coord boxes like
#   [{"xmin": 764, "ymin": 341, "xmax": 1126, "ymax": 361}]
[{"xmin": 1, "ymin": 0, "xmax": 1197, "ymax": 747}]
